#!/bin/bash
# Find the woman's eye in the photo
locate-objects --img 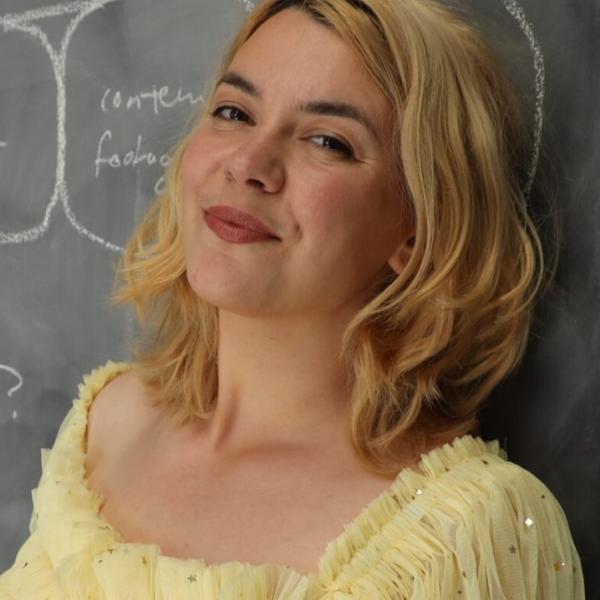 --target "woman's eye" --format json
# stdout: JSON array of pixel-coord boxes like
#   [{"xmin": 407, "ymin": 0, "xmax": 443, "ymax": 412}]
[
  {"xmin": 210, "ymin": 108, "xmax": 354, "ymax": 159},
  {"xmin": 311, "ymin": 135, "xmax": 354, "ymax": 159},
  {"xmin": 211, "ymin": 105, "xmax": 251, "ymax": 122}
]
